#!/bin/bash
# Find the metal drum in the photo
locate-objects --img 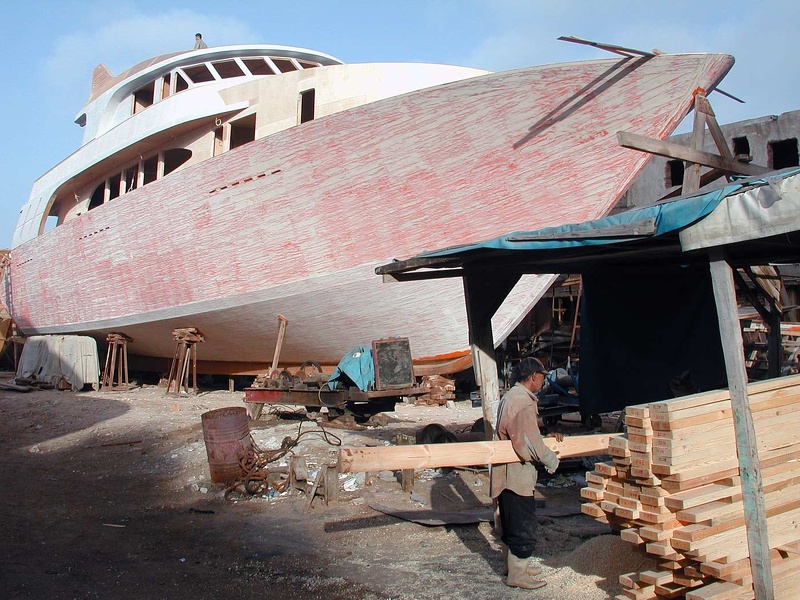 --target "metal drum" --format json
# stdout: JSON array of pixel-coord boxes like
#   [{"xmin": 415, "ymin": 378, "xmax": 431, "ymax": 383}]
[{"xmin": 201, "ymin": 406, "xmax": 252, "ymax": 484}]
